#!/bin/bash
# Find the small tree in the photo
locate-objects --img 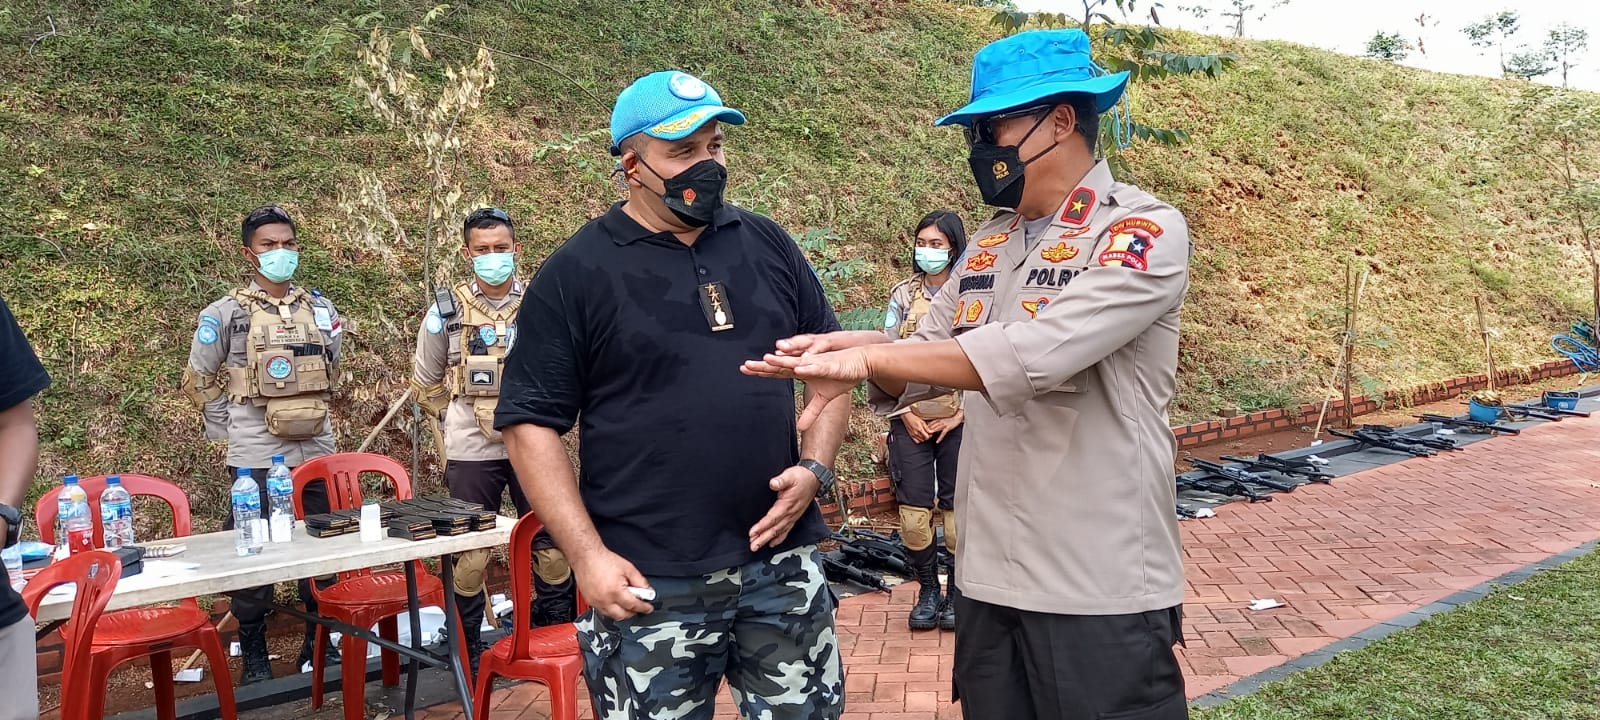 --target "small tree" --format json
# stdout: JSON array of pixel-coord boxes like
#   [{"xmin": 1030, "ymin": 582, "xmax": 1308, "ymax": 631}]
[
  {"xmin": 1545, "ymin": 24, "xmax": 1589, "ymax": 88},
  {"xmin": 1516, "ymin": 86, "xmax": 1600, "ymax": 341},
  {"xmin": 1365, "ymin": 31, "xmax": 1411, "ymax": 62},
  {"xmin": 1463, "ymin": 10, "xmax": 1521, "ymax": 77},
  {"xmin": 1506, "ymin": 46, "xmax": 1555, "ymax": 80}
]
